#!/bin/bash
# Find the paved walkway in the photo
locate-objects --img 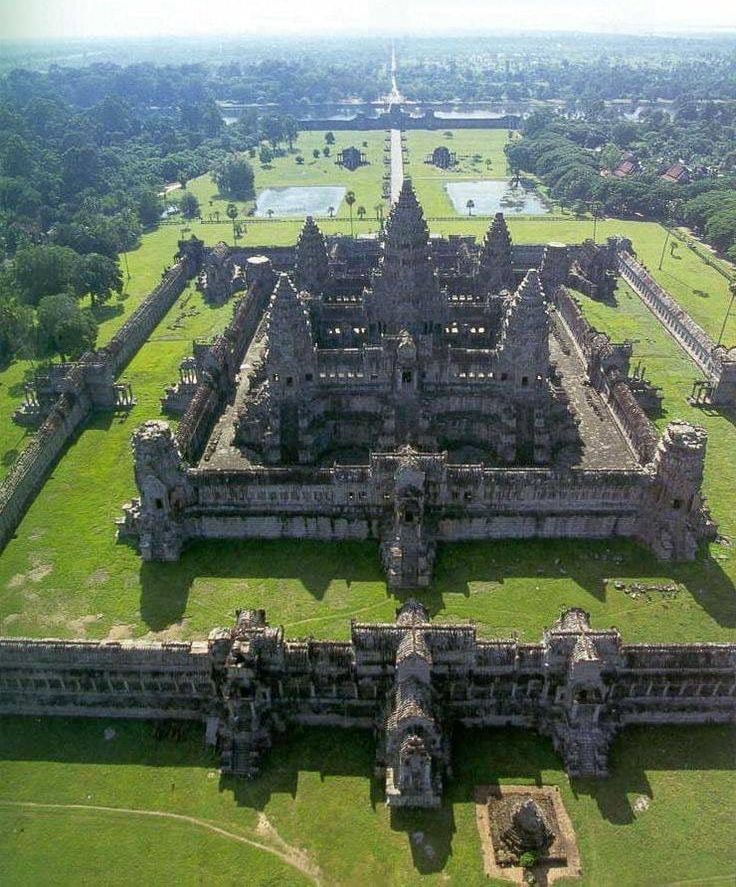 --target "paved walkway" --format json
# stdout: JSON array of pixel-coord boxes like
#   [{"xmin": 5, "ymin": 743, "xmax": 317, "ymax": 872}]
[
  {"xmin": 390, "ymin": 128, "xmax": 404, "ymax": 204},
  {"xmin": 550, "ymin": 316, "xmax": 639, "ymax": 470}
]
